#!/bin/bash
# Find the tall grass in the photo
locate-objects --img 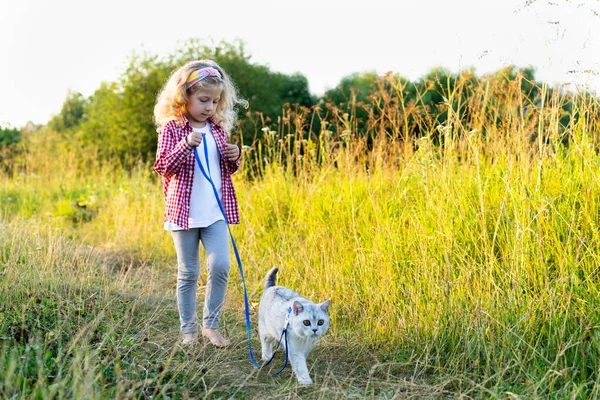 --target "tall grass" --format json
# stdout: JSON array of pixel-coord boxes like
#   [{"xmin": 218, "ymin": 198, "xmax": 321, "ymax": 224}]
[{"xmin": 2, "ymin": 70, "xmax": 600, "ymax": 397}]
